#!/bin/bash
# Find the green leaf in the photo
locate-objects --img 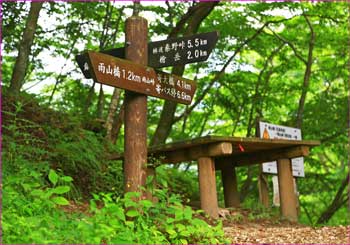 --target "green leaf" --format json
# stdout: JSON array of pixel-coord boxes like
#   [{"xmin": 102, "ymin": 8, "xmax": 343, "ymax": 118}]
[
  {"xmin": 125, "ymin": 191, "xmax": 141, "ymax": 199},
  {"xmin": 180, "ymin": 238, "xmax": 188, "ymax": 244},
  {"xmin": 52, "ymin": 186, "xmax": 70, "ymax": 194},
  {"xmin": 140, "ymin": 199, "xmax": 153, "ymax": 209},
  {"xmin": 184, "ymin": 206, "xmax": 193, "ymax": 220},
  {"xmin": 30, "ymin": 189, "xmax": 44, "ymax": 197},
  {"xmin": 126, "ymin": 209, "xmax": 139, "ymax": 217},
  {"xmin": 114, "ymin": 207, "xmax": 126, "ymax": 221},
  {"xmin": 125, "ymin": 199, "xmax": 138, "ymax": 208},
  {"xmin": 48, "ymin": 169, "xmax": 58, "ymax": 186},
  {"xmin": 52, "ymin": 196, "xmax": 69, "ymax": 205},
  {"xmin": 166, "ymin": 228, "xmax": 176, "ymax": 236},
  {"xmin": 61, "ymin": 176, "xmax": 73, "ymax": 182}
]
